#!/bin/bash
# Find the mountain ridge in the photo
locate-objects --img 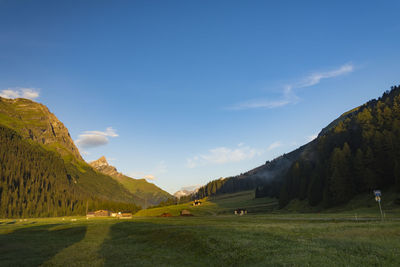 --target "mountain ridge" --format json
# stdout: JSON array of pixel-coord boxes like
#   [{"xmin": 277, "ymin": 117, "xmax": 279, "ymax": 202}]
[
  {"xmin": 89, "ymin": 156, "xmax": 172, "ymax": 207},
  {"xmin": 0, "ymin": 97, "xmax": 83, "ymax": 161},
  {"xmin": 194, "ymin": 85, "xmax": 400, "ymax": 210},
  {"xmin": 0, "ymin": 97, "xmax": 168, "ymax": 217}
]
